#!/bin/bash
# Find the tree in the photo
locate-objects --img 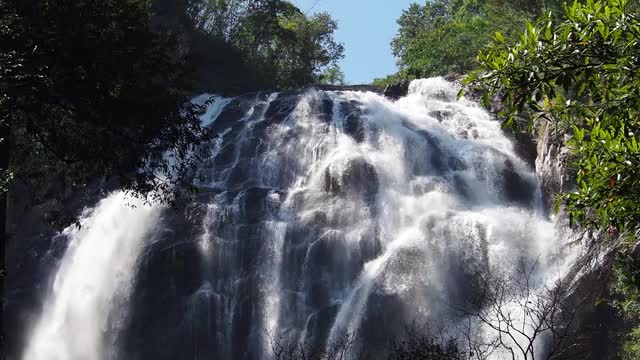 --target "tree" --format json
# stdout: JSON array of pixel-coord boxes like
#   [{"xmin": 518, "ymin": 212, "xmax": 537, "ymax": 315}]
[
  {"xmin": 378, "ymin": 0, "xmax": 565, "ymax": 87},
  {"xmin": 610, "ymin": 247, "xmax": 640, "ymax": 359},
  {"xmin": 389, "ymin": 0, "xmax": 525, "ymax": 79},
  {"xmin": 319, "ymin": 65, "xmax": 346, "ymax": 86},
  {"xmin": 464, "ymin": 0, "xmax": 640, "ymax": 232},
  {"xmin": 267, "ymin": 328, "xmax": 464, "ymax": 360},
  {"xmin": 188, "ymin": 0, "xmax": 251, "ymax": 40},
  {"xmin": 1, "ymin": 0, "xmax": 213, "ymax": 355},
  {"xmin": 2, "ymin": 0, "xmax": 212, "ymax": 205},
  {"xmin": 459, "ymin": 259, "xmax": 587, "ymax": 360},
  {"xmin": 463, "ymin": 1, "xmax": 640, "ymax": 357},
  {"xmin": 233, "ymin": 1, "xmax": 344, "ymax": 88},
  {"xmin": 180, "ymin": 0, "xmax": 345, "ymax": 90}
]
